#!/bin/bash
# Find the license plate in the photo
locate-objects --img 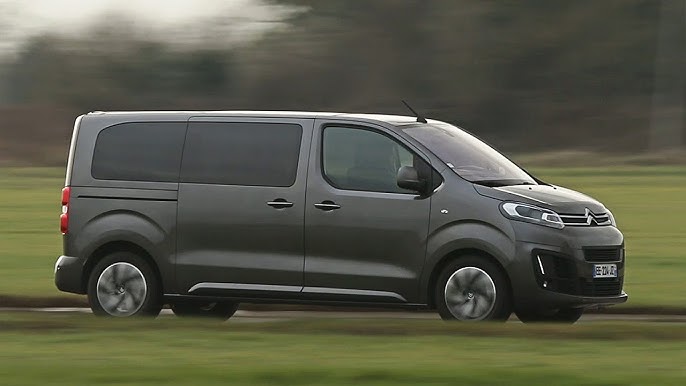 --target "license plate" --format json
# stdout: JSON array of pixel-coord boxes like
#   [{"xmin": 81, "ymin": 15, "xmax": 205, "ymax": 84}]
[{"xmin": 592, "ymin": 264, "xmax": 617, "ymax": 278}]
